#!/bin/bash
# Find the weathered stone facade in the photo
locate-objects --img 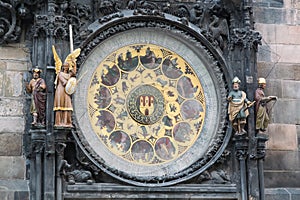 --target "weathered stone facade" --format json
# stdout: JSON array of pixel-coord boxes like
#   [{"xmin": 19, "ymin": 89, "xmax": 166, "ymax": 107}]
[
  {"xmin": 253, "ymin": 0, "xmax": 300, "ymax": 191},
  {"xmin": 0, "ymin": 44, "xmax": 29, "ymax": 171},
  {"xmin": 0, "ymin": 44, "xmax": 29, "ymax": 198}
]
